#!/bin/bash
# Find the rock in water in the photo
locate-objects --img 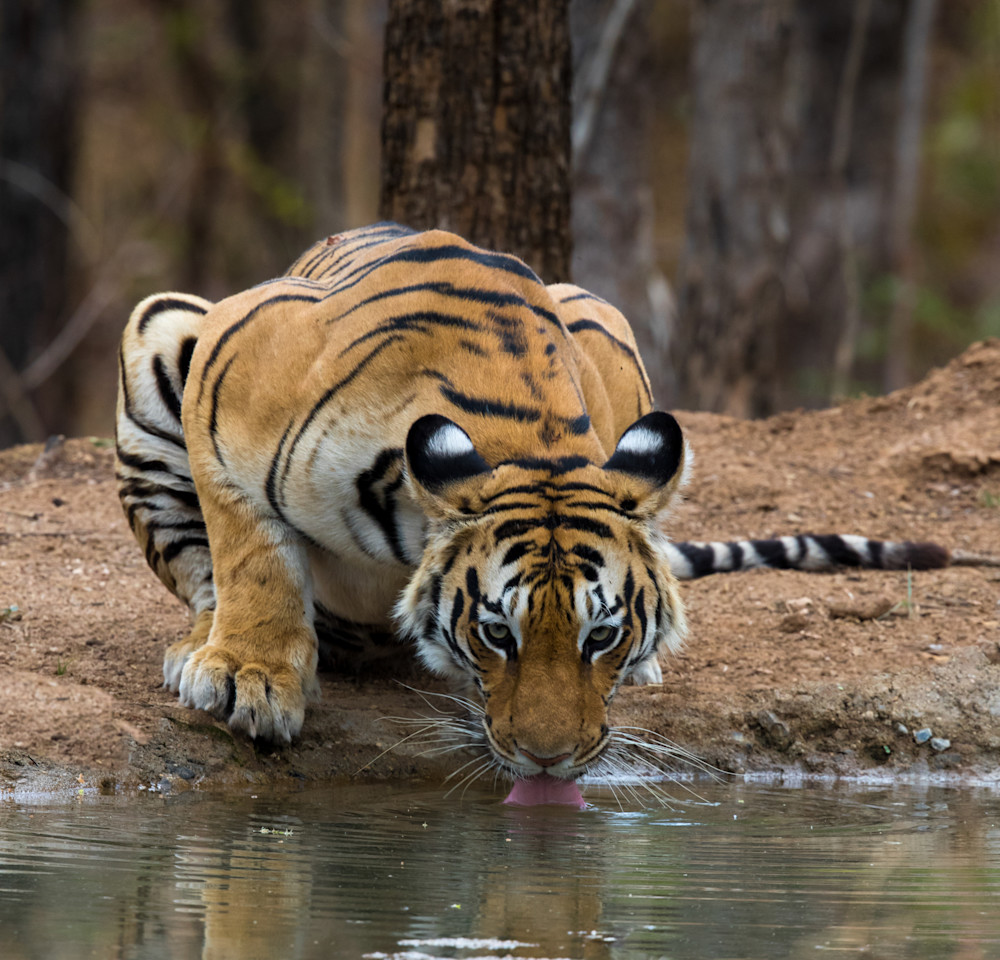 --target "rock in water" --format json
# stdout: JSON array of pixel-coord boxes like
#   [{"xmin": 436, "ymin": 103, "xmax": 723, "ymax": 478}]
[{"xmin": 502, "ymin": 774, "xmax": 586, "ymax": 809}]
